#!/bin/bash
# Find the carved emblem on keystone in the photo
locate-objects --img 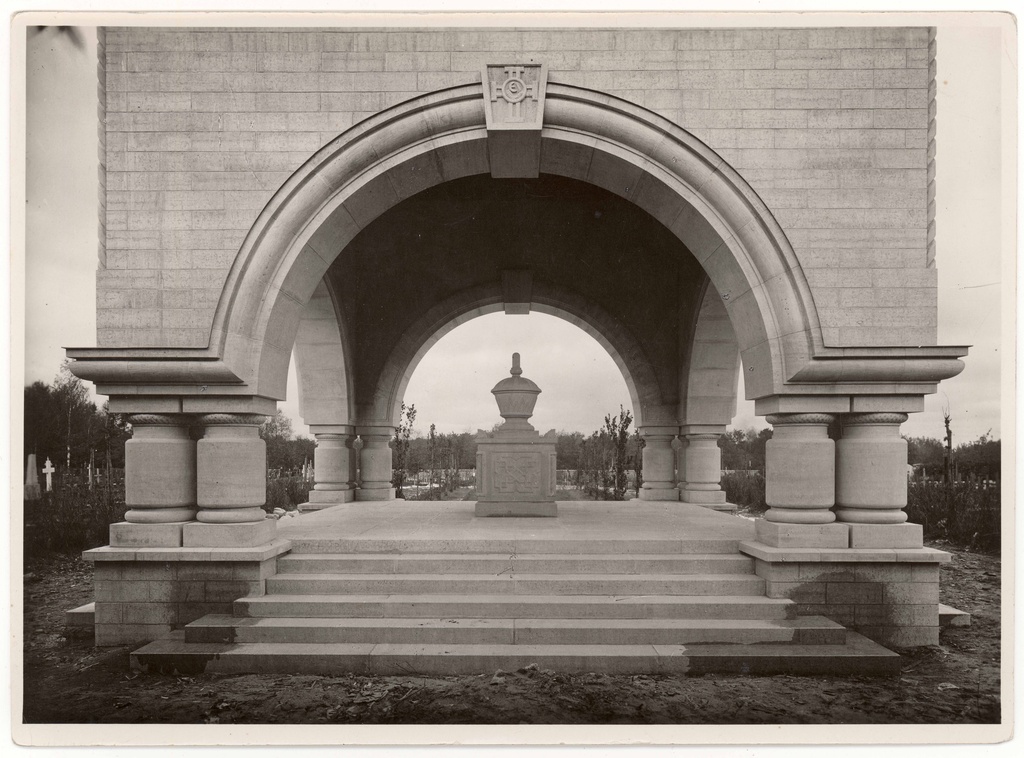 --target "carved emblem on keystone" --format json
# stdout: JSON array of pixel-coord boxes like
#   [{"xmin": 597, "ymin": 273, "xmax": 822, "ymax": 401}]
[
  {"xmin": 482, "ymin": 64, "xmax": 547, "ymax": 129},
  {"xmin": 481, "ymin": 63, "xmax": 548, "ymax": 179}
]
